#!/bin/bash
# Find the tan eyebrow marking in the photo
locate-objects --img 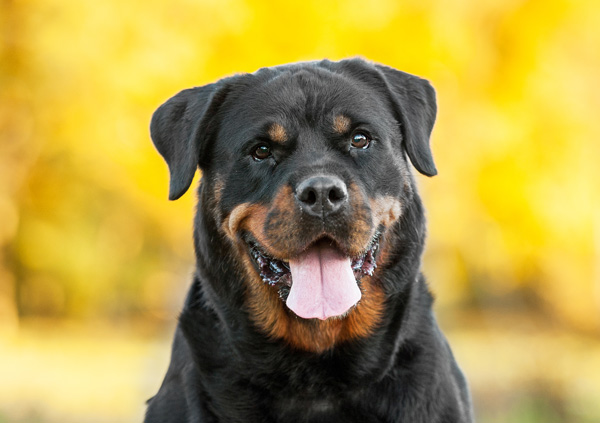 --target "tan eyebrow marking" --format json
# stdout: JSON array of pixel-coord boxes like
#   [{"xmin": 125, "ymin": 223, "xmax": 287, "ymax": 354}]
[
  {"xmin": 333, "ymin": 115, "xmax": 351, "ymax": 134},
  {"xmin": 268, "ymin": 123, "xmax": 288, "ymax": 143}
]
